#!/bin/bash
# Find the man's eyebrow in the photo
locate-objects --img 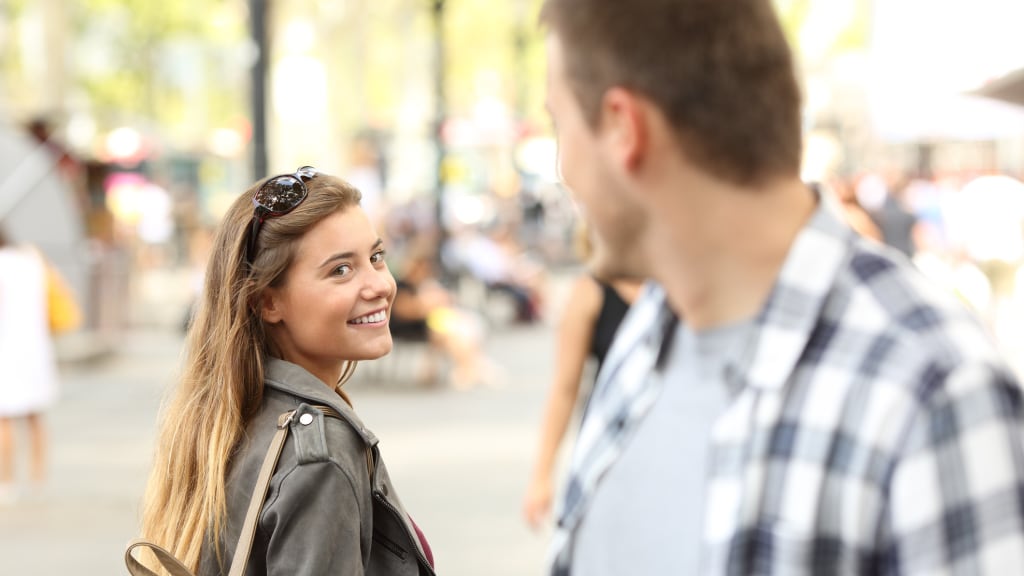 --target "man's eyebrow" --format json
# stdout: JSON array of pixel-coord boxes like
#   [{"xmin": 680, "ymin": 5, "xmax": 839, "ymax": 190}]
[{"xmin": 318, "ymin": 238, "xmax": 384, "ymax": 268}]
